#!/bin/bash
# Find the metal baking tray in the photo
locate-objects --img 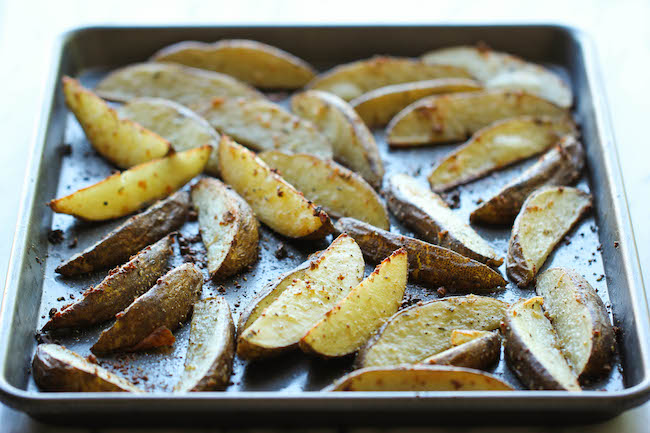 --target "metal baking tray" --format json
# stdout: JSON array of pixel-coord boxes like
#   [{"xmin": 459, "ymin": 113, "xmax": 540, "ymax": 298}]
[{"xmin": 1, "ymin": 24, "xmax": 649, "ymax": 425}]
